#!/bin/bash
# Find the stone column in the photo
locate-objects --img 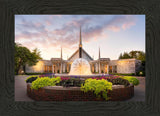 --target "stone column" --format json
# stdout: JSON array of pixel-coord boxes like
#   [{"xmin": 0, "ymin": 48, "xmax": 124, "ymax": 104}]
[
  {"xmin": 92, "ymin": 64, "xmax": 94, "ymax": 73},
  {"xmin": 55, "ymin": 65, "xmax": 57, "ymax": 73},
  {"xmin": 107, "ymin": 65, "xmax": 109, "ymax": 74},
  {"xmin": 67, "ymin": 64, "xmax": 69, "ymax": 73},
  {"xmin": 96, "ymin": 63, "xmax": 98, "ymax": 73},
  {"xmin": 99, "ymin": 61, "xmax": 101, "ymax": 74},
  {"xmin": 60, "ymin": 62, "xmax": 62, "ymax": 74}
]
